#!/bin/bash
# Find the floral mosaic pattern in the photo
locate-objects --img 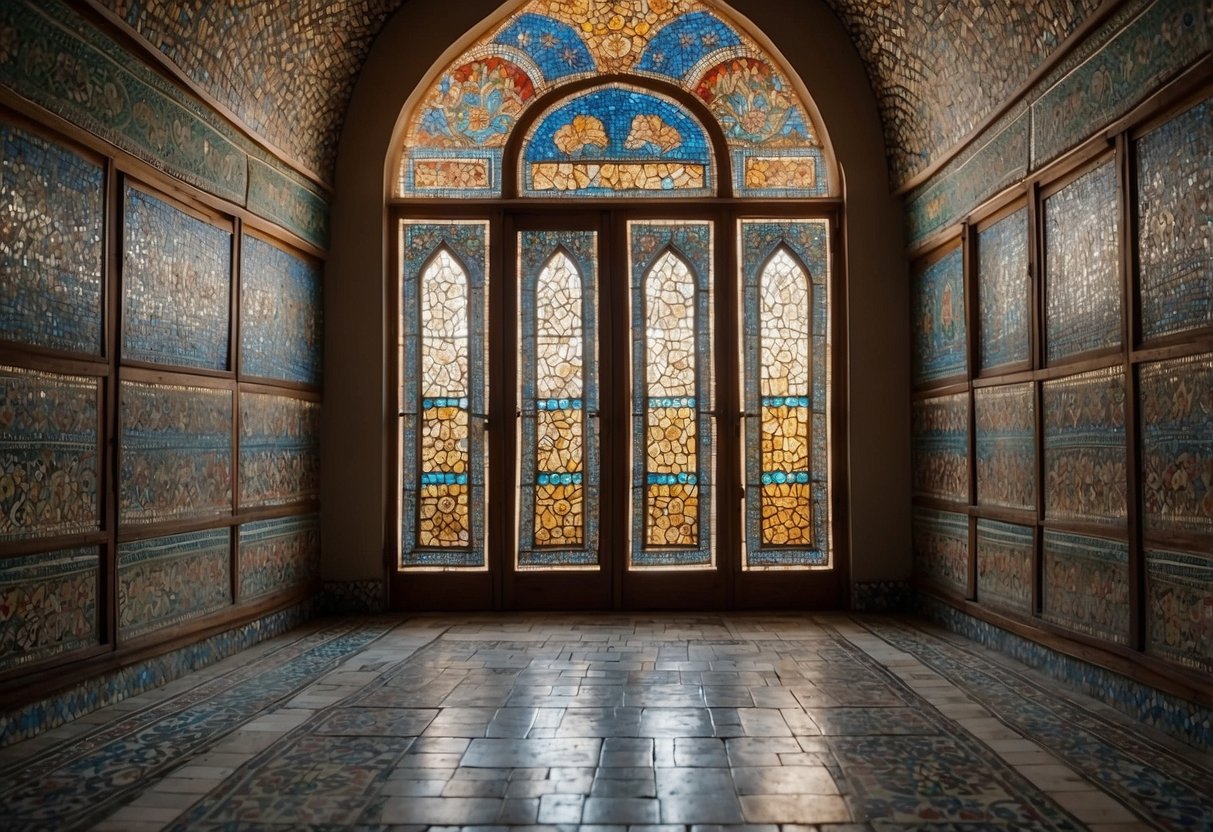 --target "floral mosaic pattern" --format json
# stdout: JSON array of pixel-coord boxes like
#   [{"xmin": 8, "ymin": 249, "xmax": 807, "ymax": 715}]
[
  {"xmin": 630, "ymin": 221, "xmax": 714, "ymax": 567},
  {"xmin": 911, "ymin": 245, "xmax": 966, "ymax": 386},
  {"xmin": 1139, "ymin": 354, "xmax": 1213, "ymax": 538},
  {"xmin": 399, "ymin": 221, "xmax": 488, "ymax": 569},
  {"xmin": 977, "ymin": 208, "xmax": 1030, "ymax": 370},
  {"xmin": 1145, "ymin": 547, "xmax": 1213, "ymax": 673},
  {"xmin": 912, "ymin": 507, "xmax": 968, "ymax": 596},
  {"xmin": 911, "ymin": 392, "xmax": 968, "ymax": 503},
  {"xmin": 398, "ymin": 0, "xmax": 828, "ymax": 198},
  {"xmin": 239, "ymin": 234, "xmax": 323, "ymax": 386},
  {"xmin": 119, "ymin": 381, "xmax": 233, "ymax": 526},
  {"xmin": 740, "ymin": 220, "xmax": 830, "ymax": 567},
  {"xmin": 1032, "ymin": 0, "xmax": 1207, "ymax": 168},
  {"xmin": 0, "ymin": 366, "xmax": 98, "ymax": 542},
  {"xmin": 1135, "ymin": 96, "xmax": 1213, "ymax": 342},
  {"xmin": 975, "ymin": 382, "xmax": 1036, "ymax": 511},
  {"xmin": 1044, "ymin": 161, "xmax": 1120, "ymax": 363},
  {"xmin": 239, "ymin": 393, "xmax": 320, "ymax": 510},
  {"xmin": 517, "ymin": 231, "xmax": 600, "ymax": 568},
  {"xmin": 0, "ymin": 546, "xmax": 97, "ymax": 671},
  {"xmin": 239, "ymin": 515, "xmax": 319, "ymax": 601},
  {"xmin": 976, "ymin": 520, "xmax": 1033, "ymax": 616},
  {"xmin": 122, "ymin": 187, "xmax": 232, "ymax": 371},
  {"xmin": 117, "ymin": 528, "xmax": 231, "ymax": 641},
  {"xmin": 521, "ymin": 85, "xmax": 712, "ymax": 197},
  {"xmin": 1043, "ymin": 530, "xmax": 1129, "ymax": 644},
  {"xmin": 1042, "ymin": 367, "xmax": 1126, "ymax": 525},
  {"xmin": 0, "ymin": 122, "xmax": 104, "ymax": 356}
]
